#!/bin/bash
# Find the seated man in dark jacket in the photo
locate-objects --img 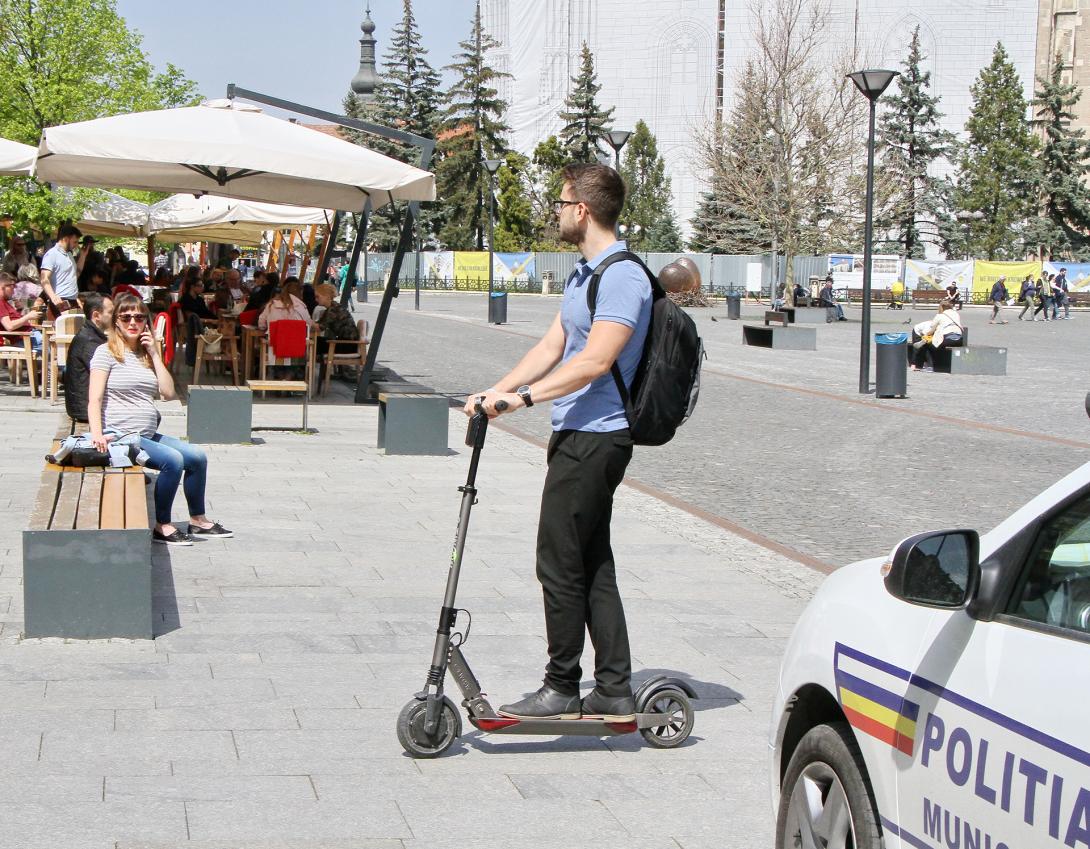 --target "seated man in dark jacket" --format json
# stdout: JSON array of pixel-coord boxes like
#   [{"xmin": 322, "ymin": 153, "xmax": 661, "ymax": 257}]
[{"xmin": 64, "ymin": 292, "xmax": 113, "ymax": 423}]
